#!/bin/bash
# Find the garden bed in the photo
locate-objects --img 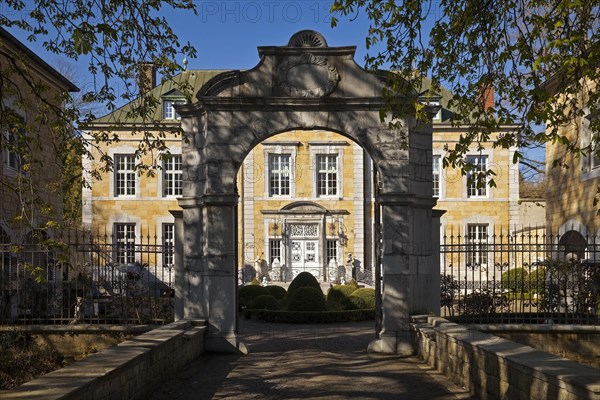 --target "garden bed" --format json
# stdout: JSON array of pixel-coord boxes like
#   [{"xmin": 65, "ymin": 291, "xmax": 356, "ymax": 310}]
[{"xmin": 243, "ymin": 308, "xmax": 375, "ymax": 323}]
